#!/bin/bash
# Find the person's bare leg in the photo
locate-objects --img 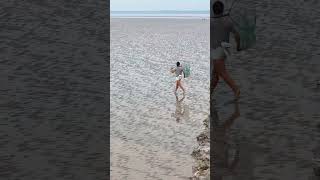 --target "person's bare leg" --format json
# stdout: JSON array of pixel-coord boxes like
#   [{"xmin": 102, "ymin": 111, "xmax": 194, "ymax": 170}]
[
  {"xmin": 175, "ymin": 80, "xmax": 179, "ymax": 95},
  {"xmin": 178, "ymin": 80, "xmax": 185, "ymax": 94},
  {"xmin": 215, "ymin": 59, "xmax": 240, "ymax": 98},
  {"xmin": 210, "ymin": 59, "xmax": 223, "ymax": 106},
  {"xmin": 220, "ymin": 70, "xmax": 240, "ymax": 98},
  {"xmin": 211, "ymin": 62, "xmax": 220, "ymax": 92}
]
